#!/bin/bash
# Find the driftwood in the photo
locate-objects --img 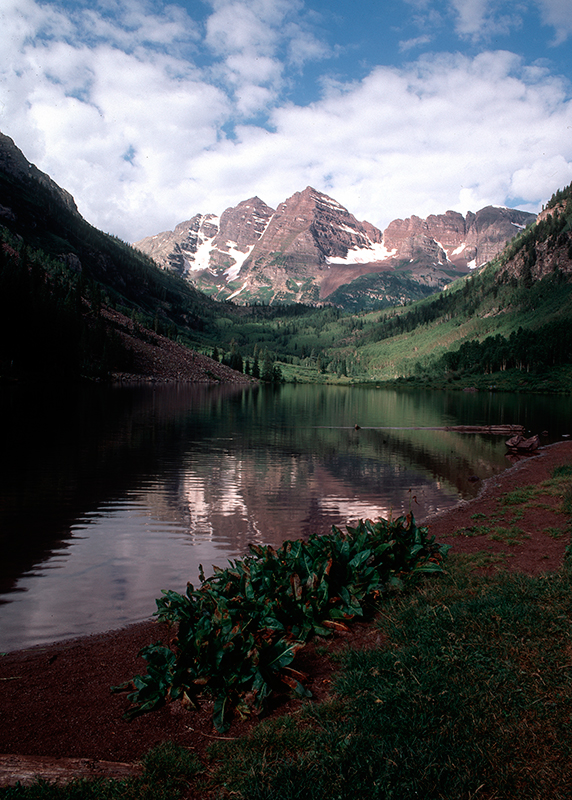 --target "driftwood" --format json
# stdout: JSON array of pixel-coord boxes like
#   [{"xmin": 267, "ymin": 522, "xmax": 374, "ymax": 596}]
[
  {"xmin": 444, "ymin": 425, "xmax": 525, "ymax": 435},
  {"xmin": 347, "ymin": 425, "xmax": 526, "ymax": 434},
  {"xmin": 0, "ymin": 754, "xmax": 143, "ymax": 787},
  {"xmin": 505, "ymin": 434, "xmax": 540, "ymax": 452}
]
